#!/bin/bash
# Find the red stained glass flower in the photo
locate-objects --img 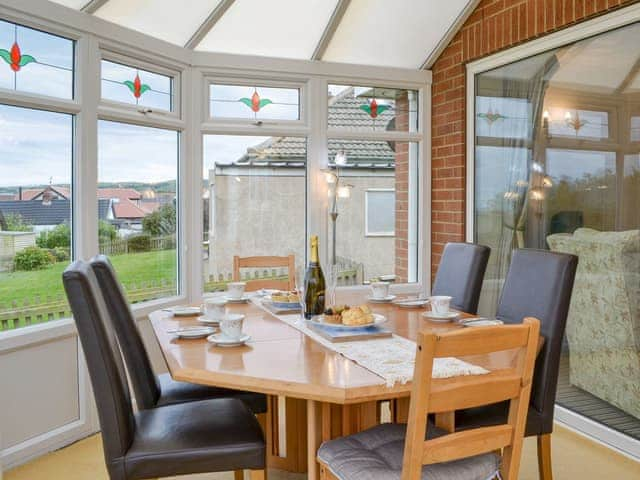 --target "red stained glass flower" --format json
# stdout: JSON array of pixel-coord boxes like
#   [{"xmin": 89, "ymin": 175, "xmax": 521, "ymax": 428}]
[
  {"xmin": 359, "ymin": 98, "xmax": 390, "ymax": 119},
  {"xmin": 239, "ymin": 90, "xmax": 273, "ymax": 113},
  {"xmin": 0, "ymin": 42, "xmax": 36, "ymax": 72},
  {"xmin": 124, "ymin": 74, "xmax": 151, "ymax": 99}
]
